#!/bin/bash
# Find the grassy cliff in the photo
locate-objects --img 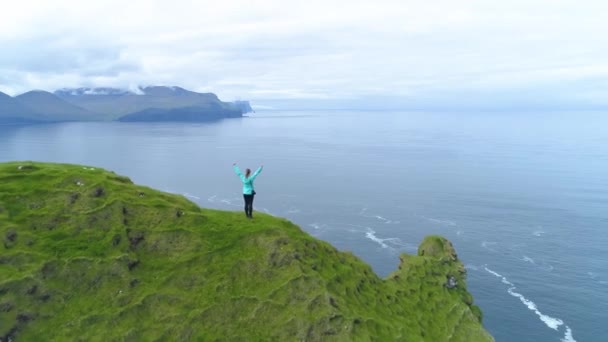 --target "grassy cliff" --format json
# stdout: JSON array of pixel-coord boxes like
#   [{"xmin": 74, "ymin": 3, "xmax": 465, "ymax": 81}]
[{"xmin": 0, "ymin": 162, "xmax": 493, "ymax": 341}]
